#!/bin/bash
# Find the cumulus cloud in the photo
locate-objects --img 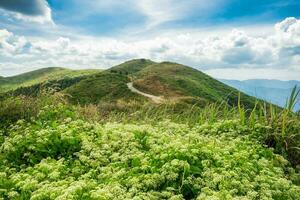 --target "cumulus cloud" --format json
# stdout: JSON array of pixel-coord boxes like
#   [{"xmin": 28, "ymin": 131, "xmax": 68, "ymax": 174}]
[
  {"xmin": 1, "ymin": 17, "xmax": 300, "ymax": 79},
  {"xmin": 0, "ymin": 0, "xmax": 53, "ymax": 24}
]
